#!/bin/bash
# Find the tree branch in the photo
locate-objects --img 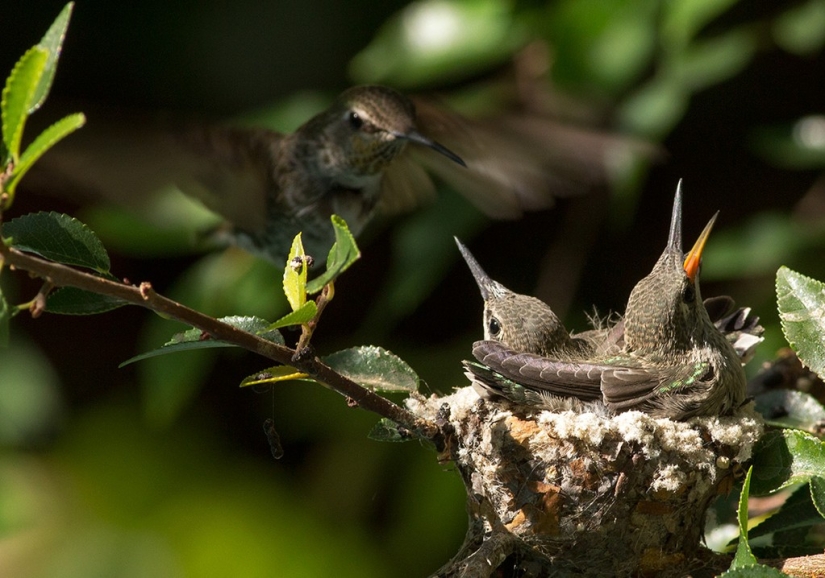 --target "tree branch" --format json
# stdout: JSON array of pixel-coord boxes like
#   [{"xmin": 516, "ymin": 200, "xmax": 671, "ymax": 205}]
[{"xmin": 2, "ymin": 245, "xmax": 439, "ymax": 441}]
